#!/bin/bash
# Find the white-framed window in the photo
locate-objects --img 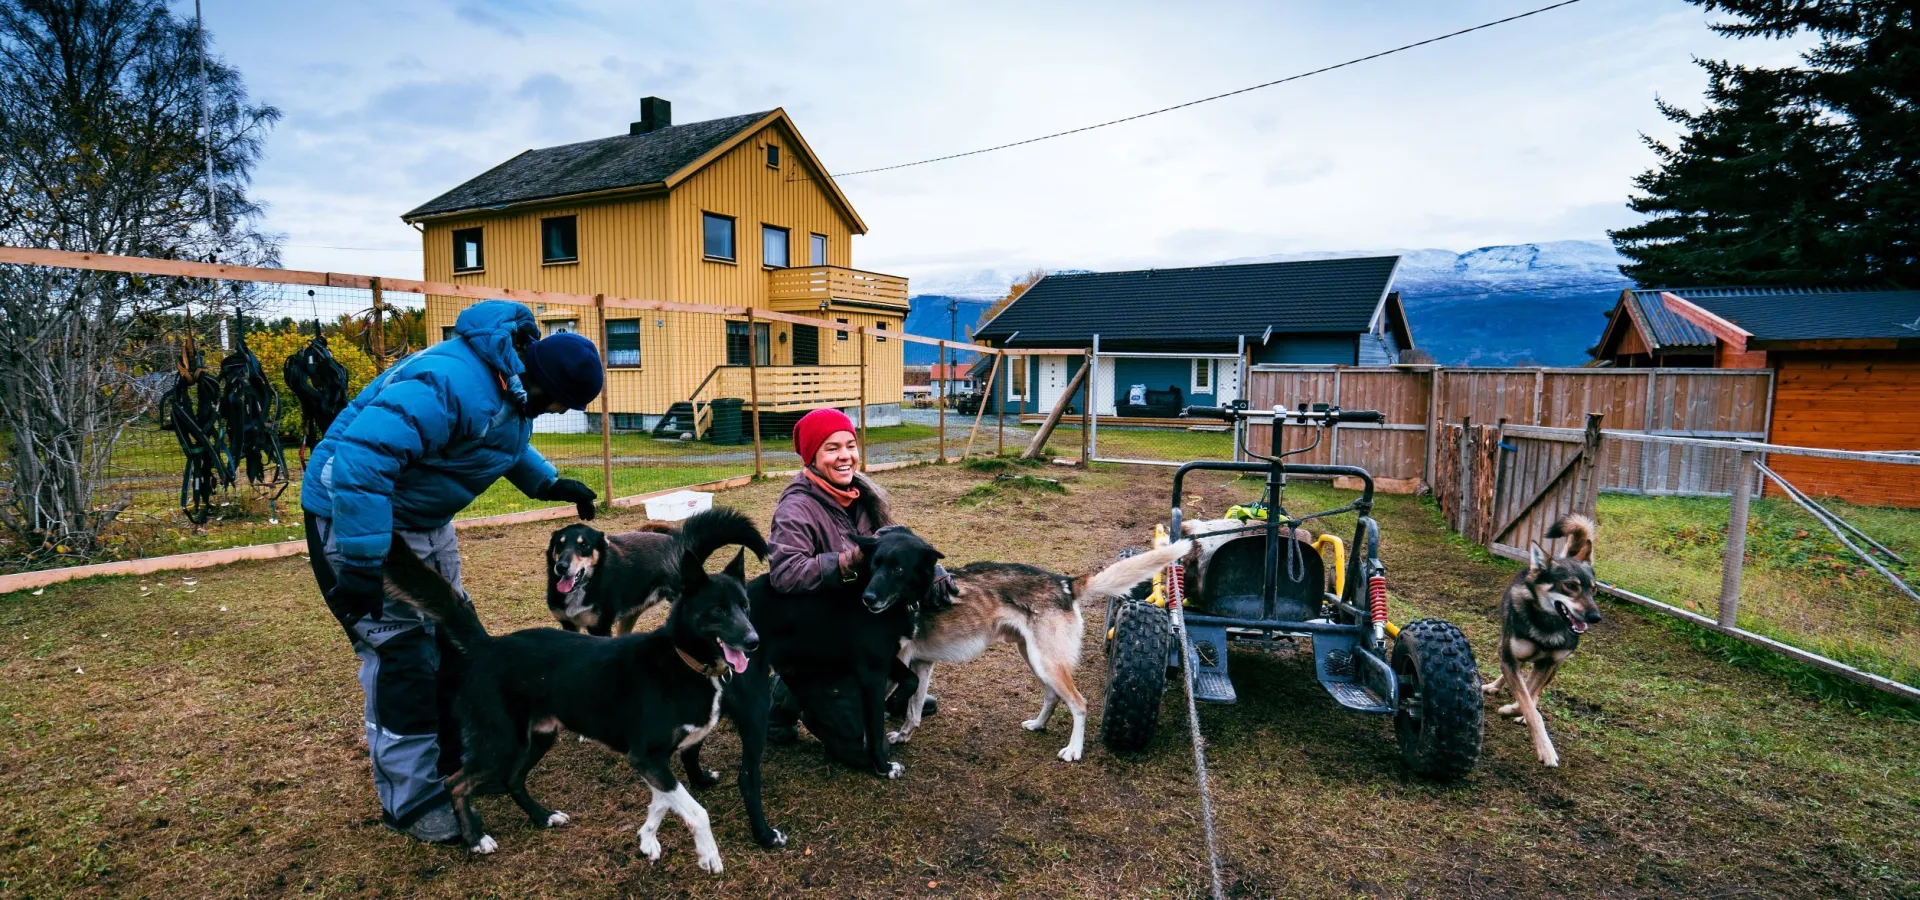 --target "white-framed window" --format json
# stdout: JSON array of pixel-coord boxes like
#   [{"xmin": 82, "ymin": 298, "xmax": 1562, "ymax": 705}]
[
  {"xmin": 605, "ymin": 319, "xmax": 641, "ymax": 368},
  {"xmin": 835, "ymin": 317, "xmax": 849, "ymax": 341},
  {"xmin": 1191, "ymin": 358, "xmax": 1213, "ymax": 394},
  {"xmin": 810, "ymin": 233, "xmax": 828, "ymax": 265},
  {"xmin": 1006, "ymin": 357, "xmax": 1027, "ymax": 401}
]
